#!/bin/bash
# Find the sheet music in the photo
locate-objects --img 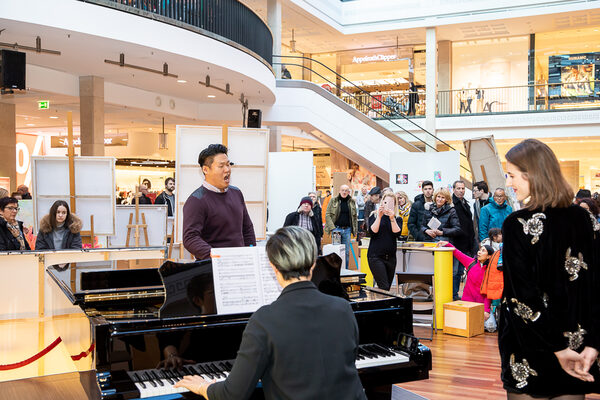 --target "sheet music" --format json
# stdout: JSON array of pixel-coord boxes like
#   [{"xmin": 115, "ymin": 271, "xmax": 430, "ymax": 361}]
[{"xmin": 211, "ymin": 247, "xmax": 282, "ymax": 315}]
